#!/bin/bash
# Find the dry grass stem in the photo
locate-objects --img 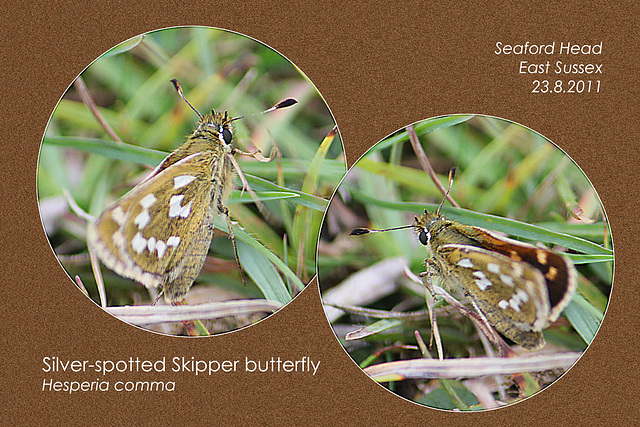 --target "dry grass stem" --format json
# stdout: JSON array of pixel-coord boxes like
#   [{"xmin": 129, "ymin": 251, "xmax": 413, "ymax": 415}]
[
  {"xmin": 364, "ymin": 352, "xmax": 581, "ymax": 380},
  {"xmin": 74, "ymin": 76, "xmax": 122, "ymax": 143},
  {"xmin": 106, "ymin": 299, "xmax": 283, "ymax": 325},
  {"xmin": 406, "ymin": 124, "xmax": 459, "ymax": 208}
]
